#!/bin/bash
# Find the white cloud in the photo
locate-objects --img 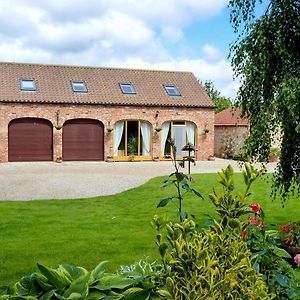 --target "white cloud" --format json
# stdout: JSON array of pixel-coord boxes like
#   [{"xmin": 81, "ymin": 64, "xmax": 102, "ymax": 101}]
[
  {"xmin": 202, "ymin": 44, "xmax": 222, "ymax": 61},
  {"xmin": 0, "ymin": 0, "xmax": 236, "ymax": 97}
]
